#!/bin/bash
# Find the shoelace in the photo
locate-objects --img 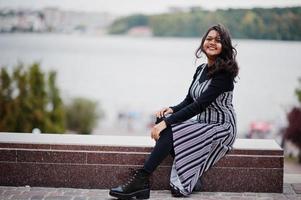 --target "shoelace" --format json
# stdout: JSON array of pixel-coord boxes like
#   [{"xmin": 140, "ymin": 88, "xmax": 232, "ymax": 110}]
[{"xmin": 123, "ymin": 168, "xmax": 139, "ymax": 187}]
